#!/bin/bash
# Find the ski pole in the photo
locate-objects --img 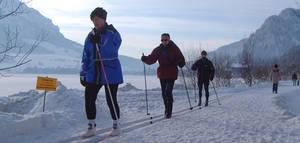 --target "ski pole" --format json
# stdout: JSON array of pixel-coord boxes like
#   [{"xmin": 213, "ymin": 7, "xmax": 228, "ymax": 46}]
[
  {"xmin": 193, "ymin": 72, "xmax": 197, "ymax": 103},
  {"xmin": 142, "ymin": 53, "xmax": 150, "ymax": 116},
  {"xmin": 93, "ymin": 30, "xmax": 121, "ymax": 128},
  {"xmin": 180, "ymin": 68, "xmax": 193, "ymax": 110},
  {"xmin": 211, "ymin": 82, "xmax": 221, "ymax": 105}
]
